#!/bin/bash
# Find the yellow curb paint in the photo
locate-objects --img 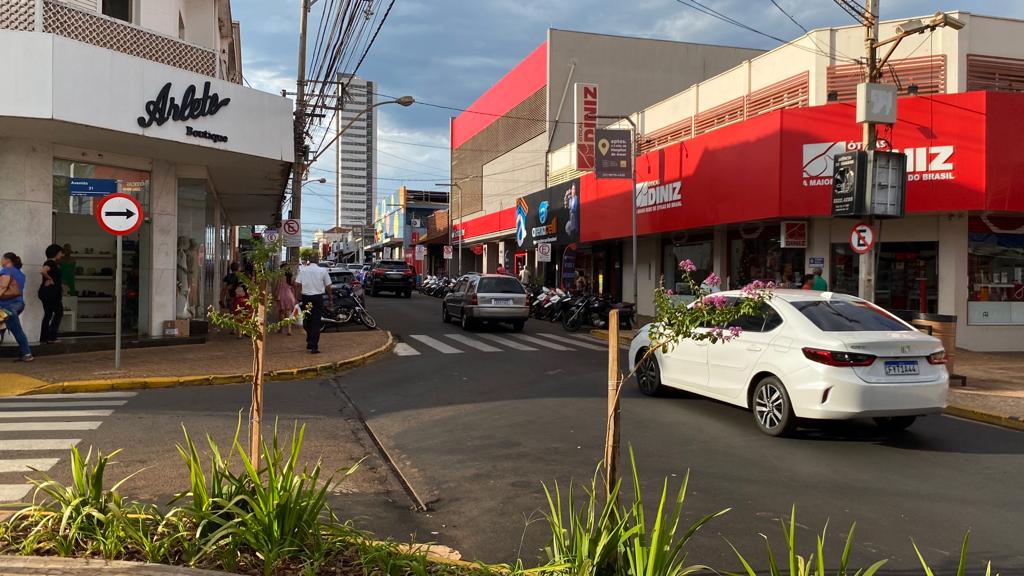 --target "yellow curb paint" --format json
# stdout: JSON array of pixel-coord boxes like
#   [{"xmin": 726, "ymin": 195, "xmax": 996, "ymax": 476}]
[
  {"xmin": 0, "ymin": 373, "xmax": 51, "ymax": 397},
  {"xmin": 18, "ymin": 331, "xmax": 394, "ymax": 396},
  {"xmin": 946, "ymin": 405, "xmax": 1024, "ymax": 432}
]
